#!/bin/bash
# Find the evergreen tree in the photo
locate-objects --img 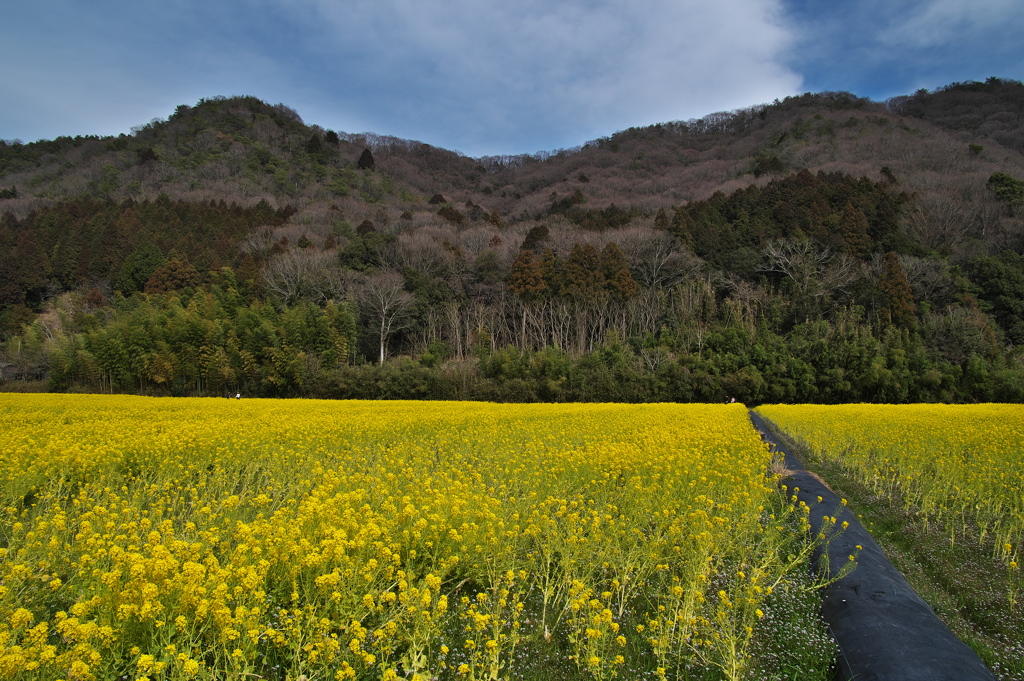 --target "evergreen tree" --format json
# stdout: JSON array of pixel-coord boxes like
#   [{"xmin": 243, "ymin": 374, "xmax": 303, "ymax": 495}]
[
  {"xmin": 839, "ymin": 202, "xmax": 872, "ymax": 258},
  {"xmin": 145, "ymin": 257, "xmax": 201, "ymax": 294},
  {"xmin": 879, "ymin": 252, "xmax": 916, "ymax": 328},
  {"xmin": 560, "ymin": 243, "xmax": 605, "ymax": 301},
  {"xmin": 521, "ymin": 224, "xmax": 550, "ymax": 252},
  {"xmin": 600, "ymin": 242, "xmax": 639, "ymax": 301},
  {"xmin": 114, "ymin": 241, "xmax": 165, "ymax": 295},
  {"xmin": 507, "ymin": 250, "xmax": 548, "ymax": 299},
  {"xmin": 357, "ymin": 148, "xmax": 376, "ymax": 171},
  {"xmin": 986, "ymin": 171, "xmax": 1024, "ymax": 205},
  {"xmin": 654, "ymin": 207, "xmax": 670, "ymax": 231}
]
